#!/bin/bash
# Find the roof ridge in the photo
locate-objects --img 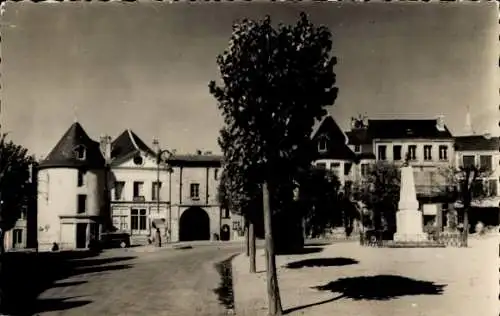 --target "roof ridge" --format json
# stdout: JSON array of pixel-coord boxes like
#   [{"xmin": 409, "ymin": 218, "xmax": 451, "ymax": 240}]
[{"xmin": 127, "ymin": 129, "xmax": 140, "ymax": 151}]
